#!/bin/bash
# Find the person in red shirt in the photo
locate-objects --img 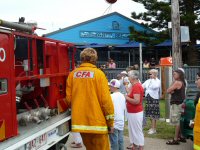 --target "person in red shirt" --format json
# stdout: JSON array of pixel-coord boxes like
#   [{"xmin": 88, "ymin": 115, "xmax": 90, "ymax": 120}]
[{"xmin": 124, "ymin": 70, "xmax": 144, "ymax": 150}]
